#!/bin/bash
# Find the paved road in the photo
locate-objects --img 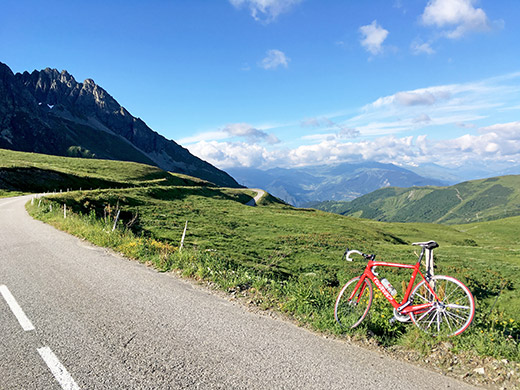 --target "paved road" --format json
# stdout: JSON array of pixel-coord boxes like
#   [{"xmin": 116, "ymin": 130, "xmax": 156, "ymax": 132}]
[
  {"xmin": 0, "ymin": 195, "xmax": 479, "ymax": 389},
  {"xmin": 245, "ymin": 189, "xmax": 266, "ymax": 206}
]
